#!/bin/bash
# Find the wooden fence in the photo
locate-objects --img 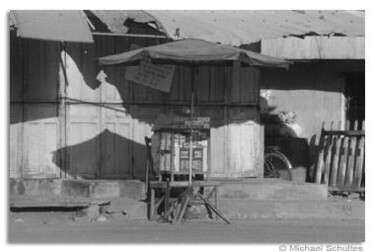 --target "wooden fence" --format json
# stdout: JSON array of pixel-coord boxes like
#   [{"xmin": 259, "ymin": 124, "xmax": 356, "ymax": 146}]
[{"xmin": 314, "ymin": 120, "xmax": 365, "ymax": 192}]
